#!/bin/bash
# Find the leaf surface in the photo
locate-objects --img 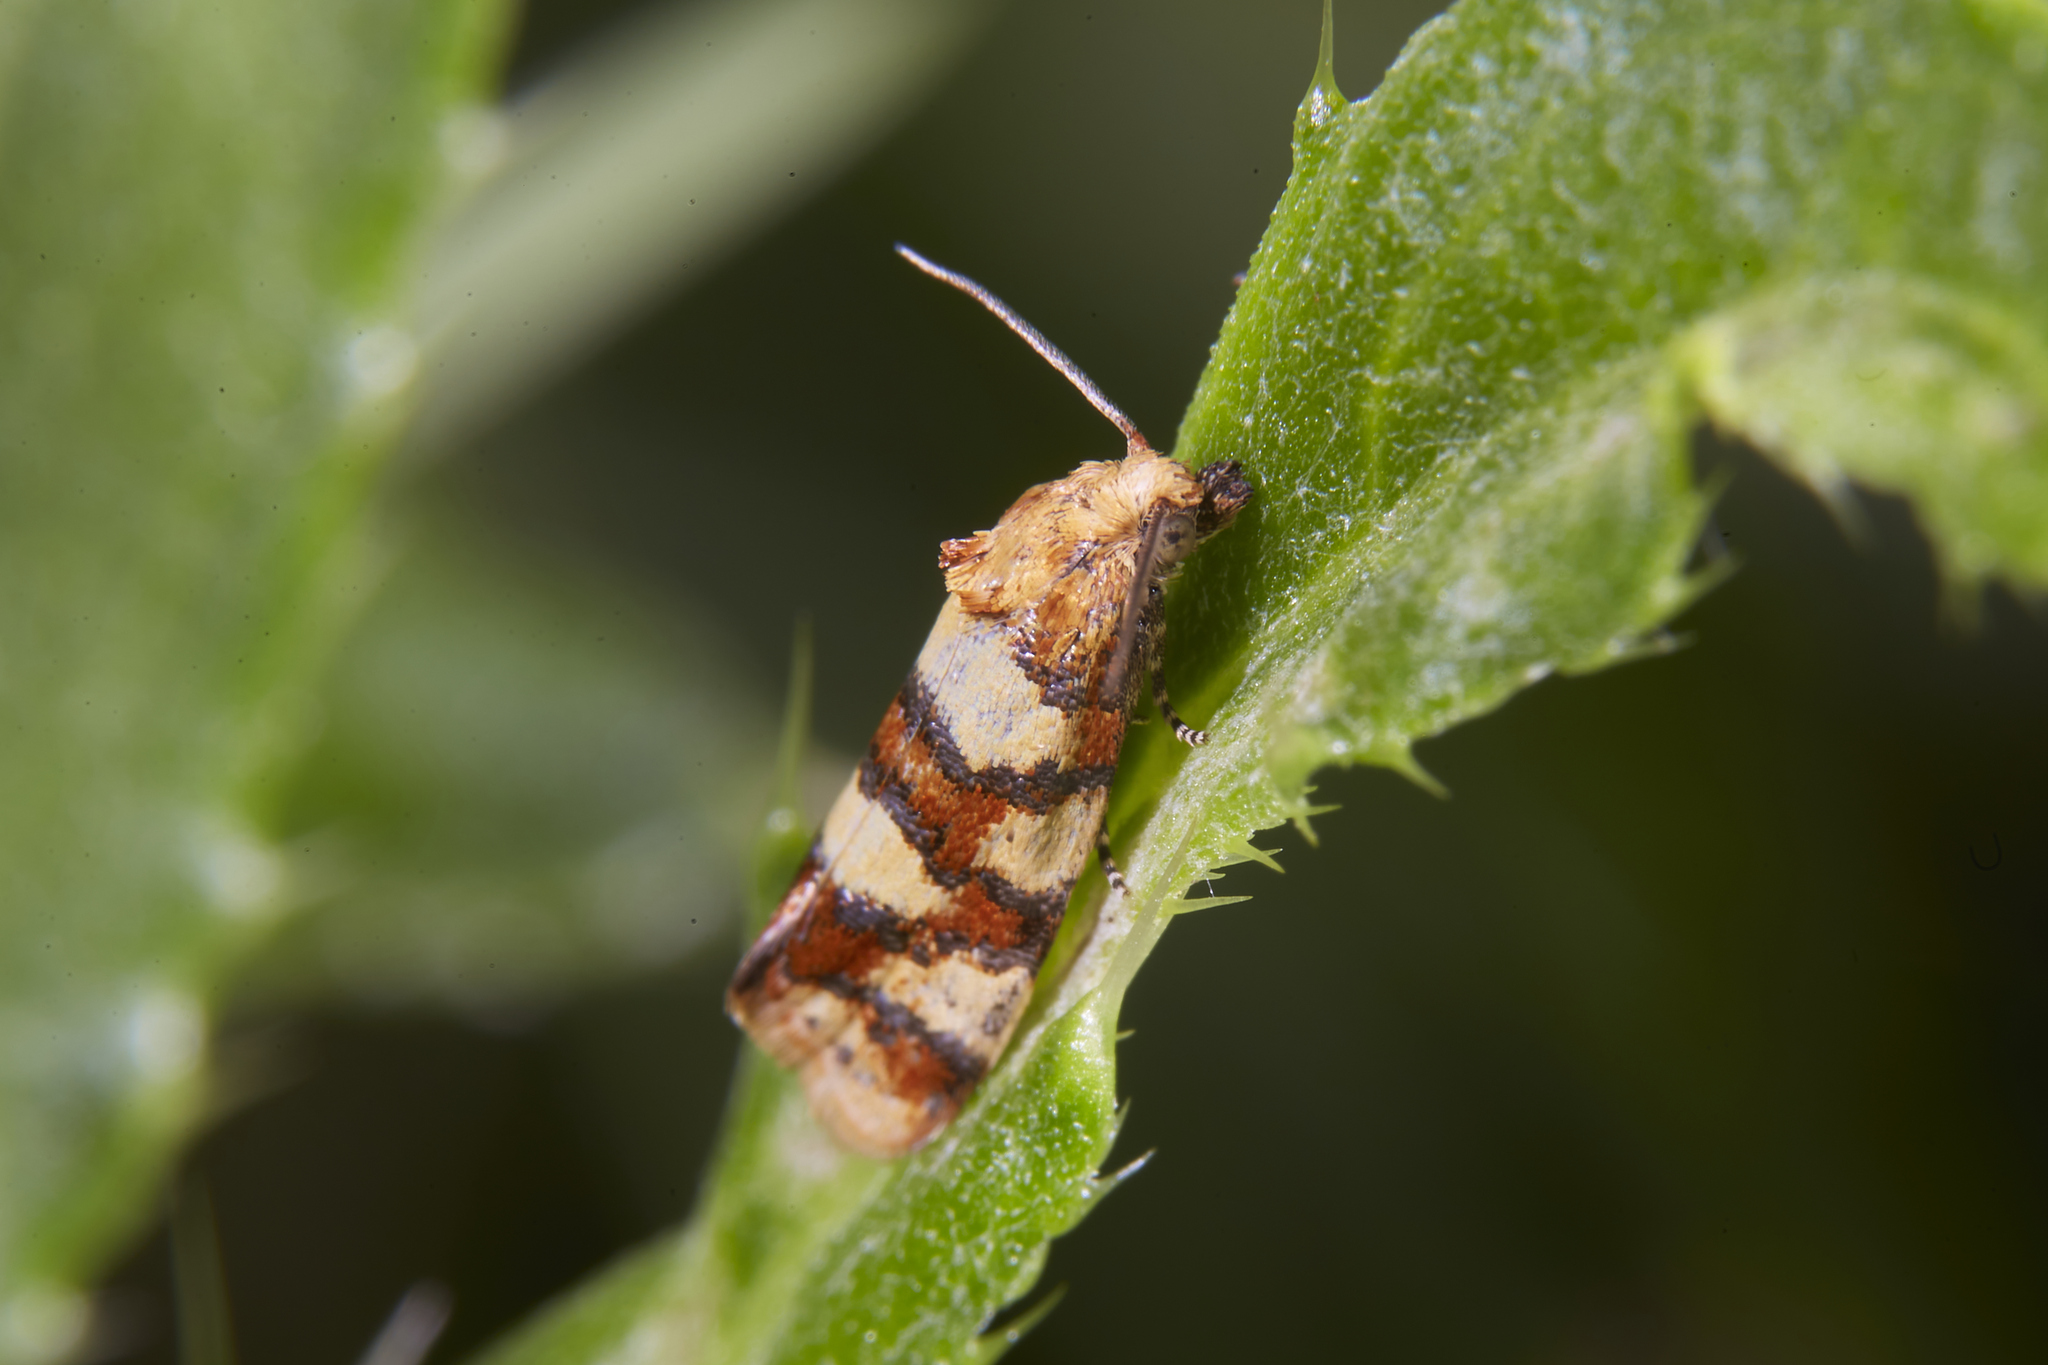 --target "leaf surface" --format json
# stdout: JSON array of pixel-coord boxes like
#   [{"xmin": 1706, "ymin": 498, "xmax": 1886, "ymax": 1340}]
[
  {"xmin": 0, "ymin": 2, "xmax": 506, "ymax": 1350},
  {"xmin": 471, "ymin": 2, "xmax": 2048, "ymax": 1360}
]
